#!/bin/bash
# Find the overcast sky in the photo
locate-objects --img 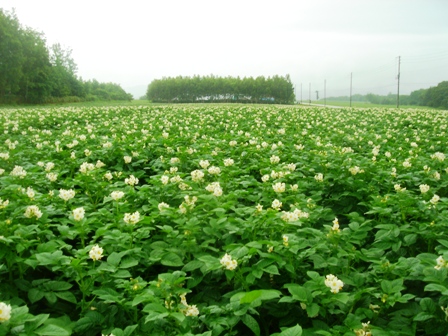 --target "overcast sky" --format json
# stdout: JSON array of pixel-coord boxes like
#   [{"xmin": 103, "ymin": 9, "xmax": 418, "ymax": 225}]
[{"xmin": 2, "ymin": 0, "xmax": 448, "ymax": 99}]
